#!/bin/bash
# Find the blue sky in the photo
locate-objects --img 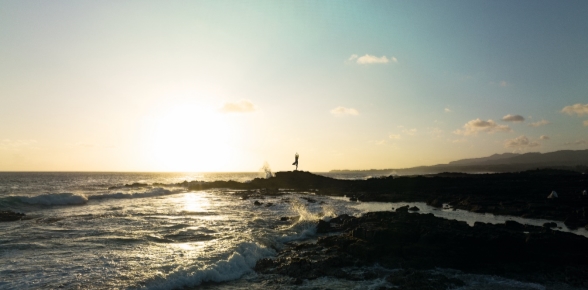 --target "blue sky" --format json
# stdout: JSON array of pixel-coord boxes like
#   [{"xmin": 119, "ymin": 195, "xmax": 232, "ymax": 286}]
[{"xmin": 1, "ymin": 1, "xmax": 587, "ymax": 171}]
